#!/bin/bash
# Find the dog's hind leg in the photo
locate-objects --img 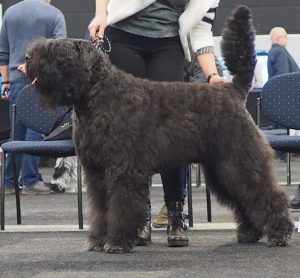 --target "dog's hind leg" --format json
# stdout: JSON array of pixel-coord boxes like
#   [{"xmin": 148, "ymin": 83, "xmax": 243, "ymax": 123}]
[
  {"xmin": 235, "ymin": 209, "xmax": 263, "ymax": 244},
  {"xmin": 202, "ymin": 149, "xmax": 294, "ymax": 246},
  {"xmin": 104, "ymin": 170, "xmax": 149, "ymax": 254},
  {"xmin": 203, "ymin": 164, "xmax": 263, "ymax": 243},
  {"xmin": 231, "ymin": 149, "xmax": 294, "ymax": 247},
  {"xmin": 258, "ymin": 184, "xmax": 294, "ymax": 247}
]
